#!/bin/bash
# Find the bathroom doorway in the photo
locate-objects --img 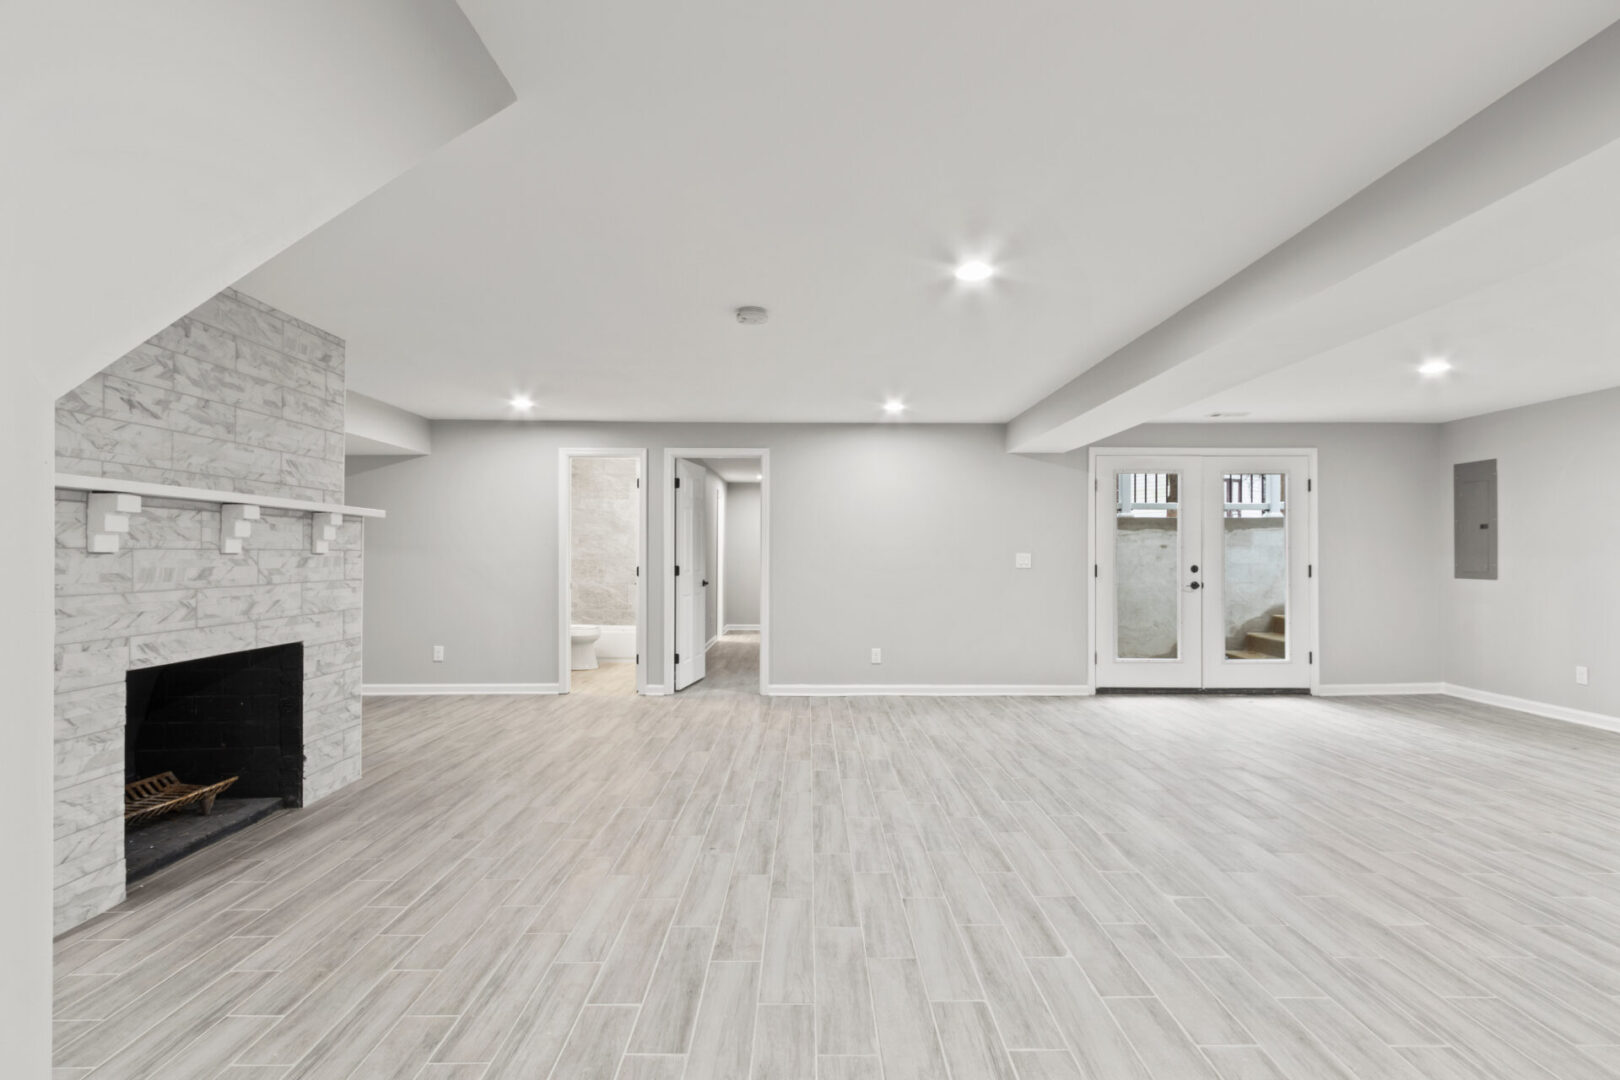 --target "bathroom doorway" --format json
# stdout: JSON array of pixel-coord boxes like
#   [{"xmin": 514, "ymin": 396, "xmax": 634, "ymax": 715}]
[
  {"xmin": 663, "ymin": 448, "xmax": 769, "ymax": 695},
  {"xmin": 558, "ymin": 448, "xmax": 648, "ymax": 695}
]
